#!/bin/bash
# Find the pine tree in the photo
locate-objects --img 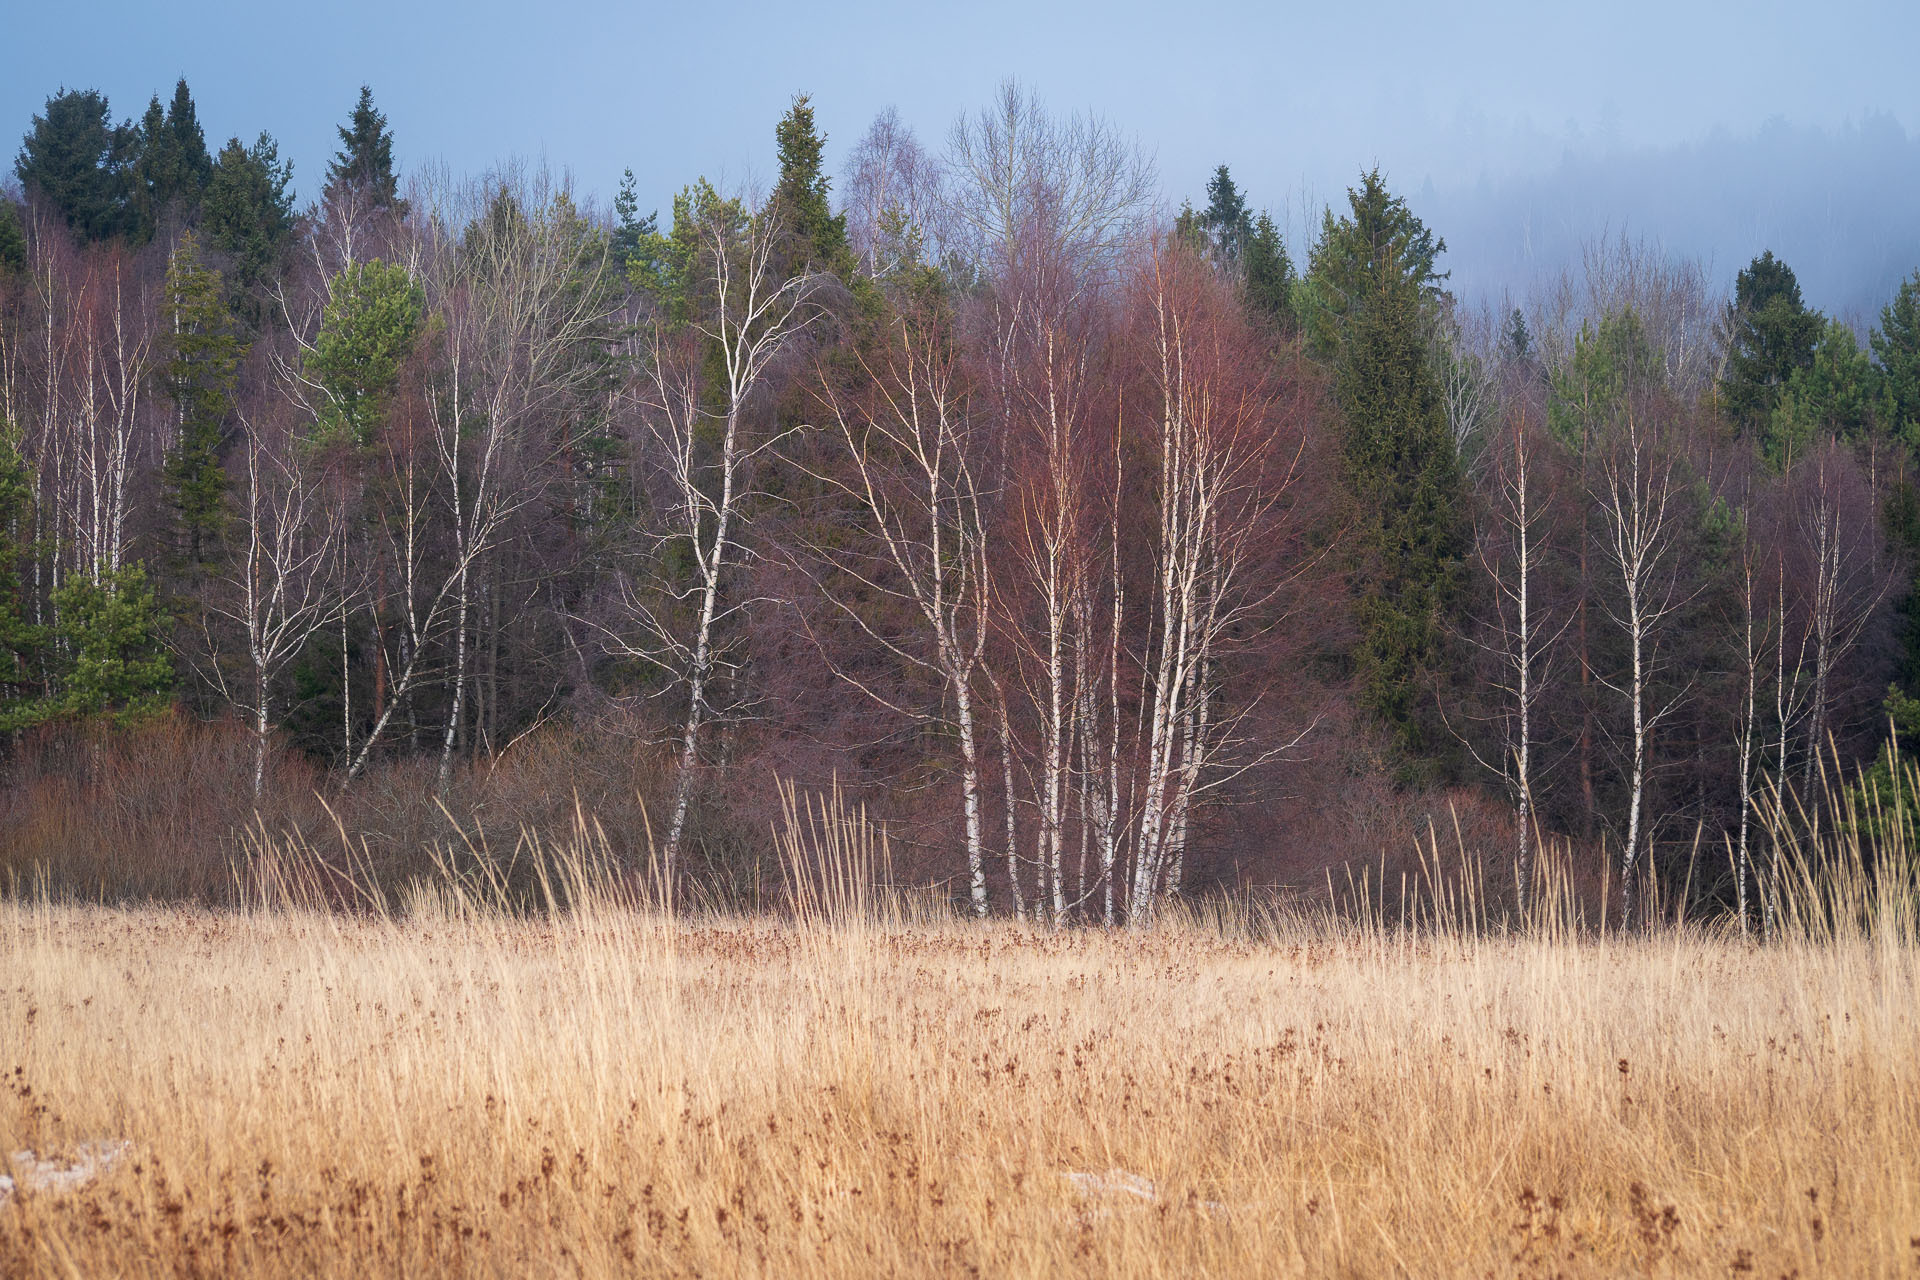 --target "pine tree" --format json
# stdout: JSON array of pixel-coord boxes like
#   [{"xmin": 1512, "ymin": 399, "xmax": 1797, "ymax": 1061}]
[
  {"xmin": 610, "ymin": 167, "xmax": 658, "ymax": 269},
  {"xmin": 325, "ymin": 86, "xmax": 407, "ymax": 217},
  {"xmin": 309, "ymin": 258, "xmax": 424, "ymax": 446},
  {"xmin": 44, "ymin": 564, "xmax": 173, "ymax": 728},
  {"xmin": 1242, "ymin": 211, "xmax": 1294, "ymax": 329},
  {"xmin": 129, "ymin": 78, "xmax": 212, "ymax": 239},
  {"xmin": 160, "ymin": 232, "xmax": 245, "ymax": 564},
  {"xmin": 14, "ymin": 88, "xmax": 137, "ymax": 242},
  {"xmin": 1873, "ymin": 270, "xmax": 1920, "ymax": 448},
  {"xmin": 1768, "ymin": 317, "xmax": 1875, "ymax": 456},
  {"xmin": 772, "ymin": 94, "xmax": 849, "ymax": 272},
  {"xmin": 203, "ymin": 132, "xmax": 296, "ymax": 300},
  {"xmin": 1721, "ymin": 251, "xmax": 1822, "ymax": 435}
]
